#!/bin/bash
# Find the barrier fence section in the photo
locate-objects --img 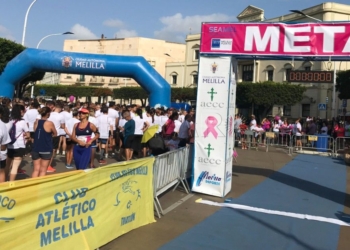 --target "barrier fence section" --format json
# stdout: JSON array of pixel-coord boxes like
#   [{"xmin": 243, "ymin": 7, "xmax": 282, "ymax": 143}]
[
  {"xmin": 0, "ymin": 158, "xmax": 155, "ymax": 250},
  {"xmin": 334, "ymin": 136, "xmax": 350, "ymax": 157},
  {"xmin": 291, "ymin": 135, "xmax": 335, "ymax": 156},
  {"xmin": 153, "ymin": 146, "xmax": 190, "ymax": 218},
  {"xmin": 236, "ymin": 130, "xmax": 292, "ymax": 155}
]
